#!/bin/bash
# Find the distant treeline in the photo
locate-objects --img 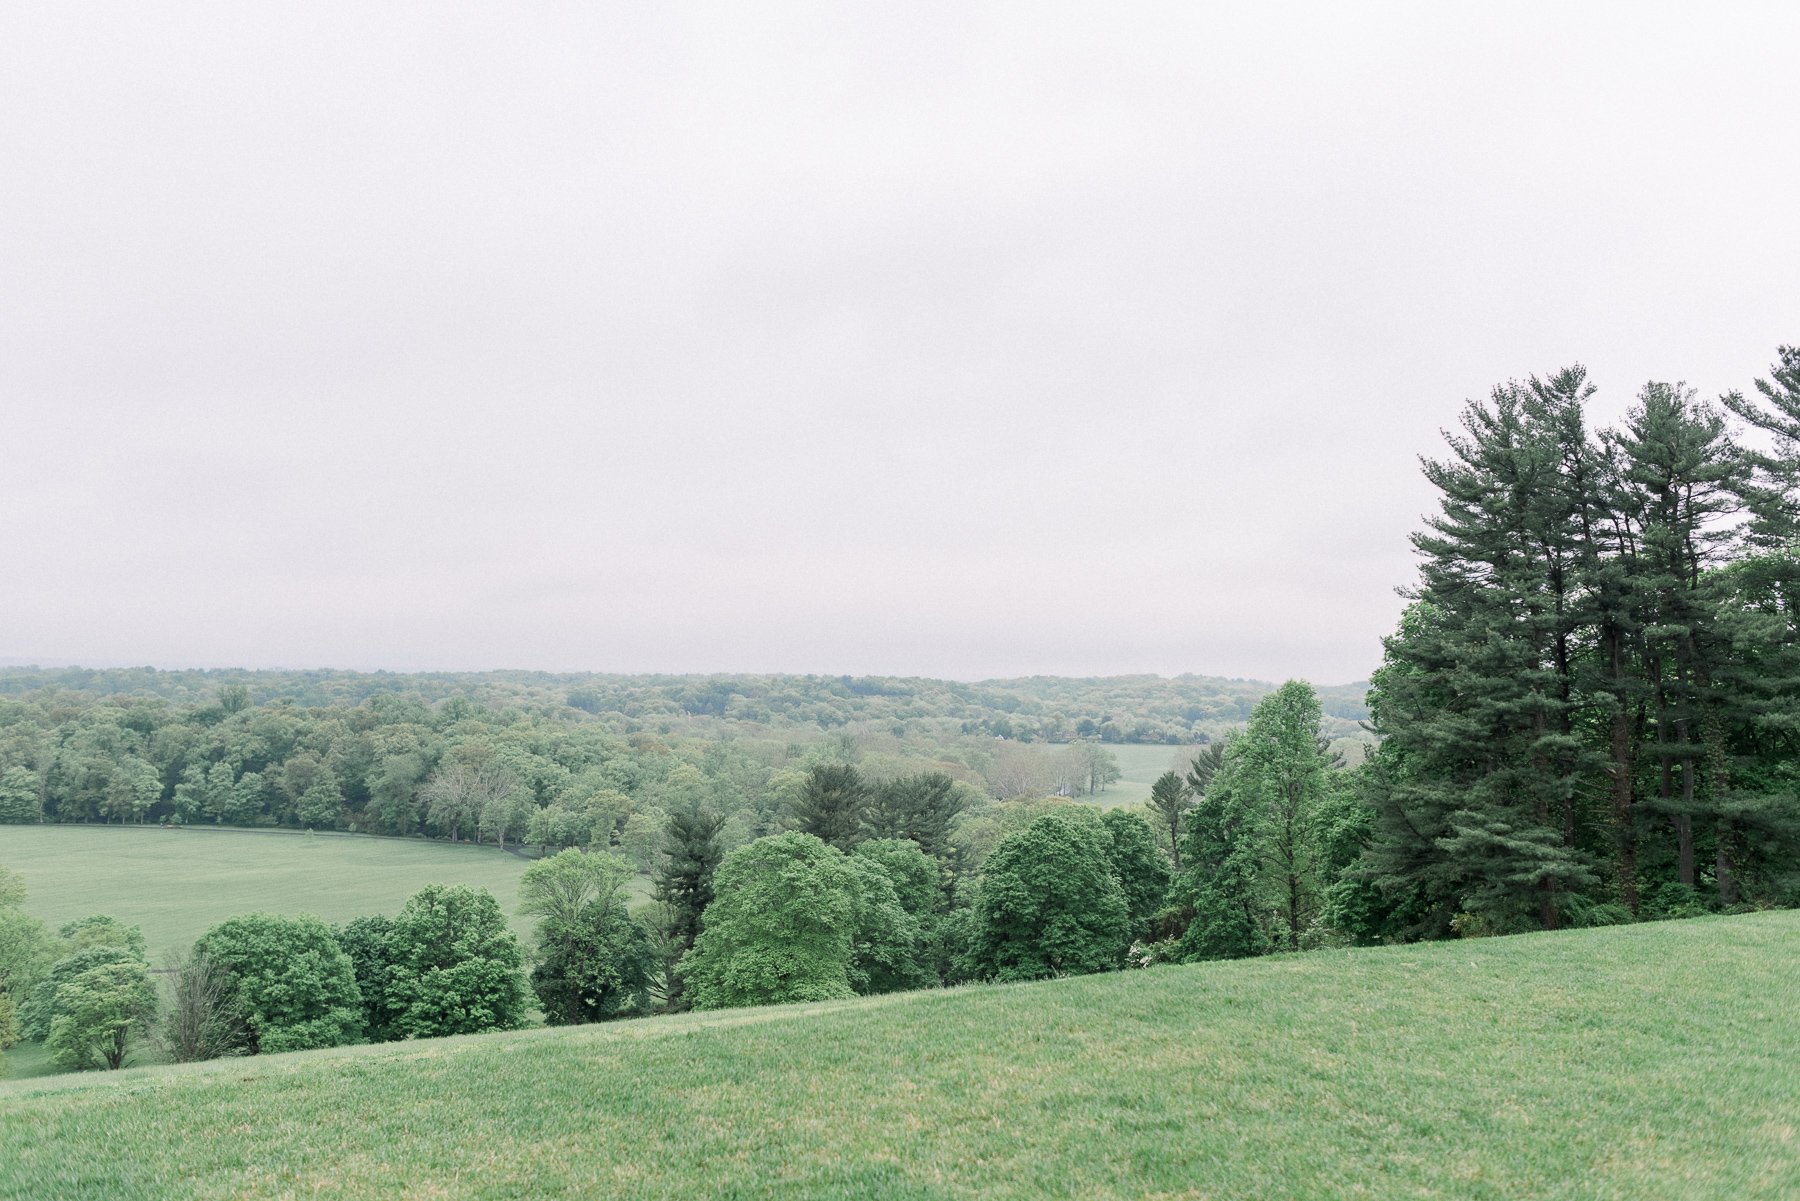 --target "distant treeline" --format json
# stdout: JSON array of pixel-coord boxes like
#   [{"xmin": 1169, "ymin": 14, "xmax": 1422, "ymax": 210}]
[{"xmin": 0, "ymin": 666, "xmax": 1369, "ymax": 745}]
